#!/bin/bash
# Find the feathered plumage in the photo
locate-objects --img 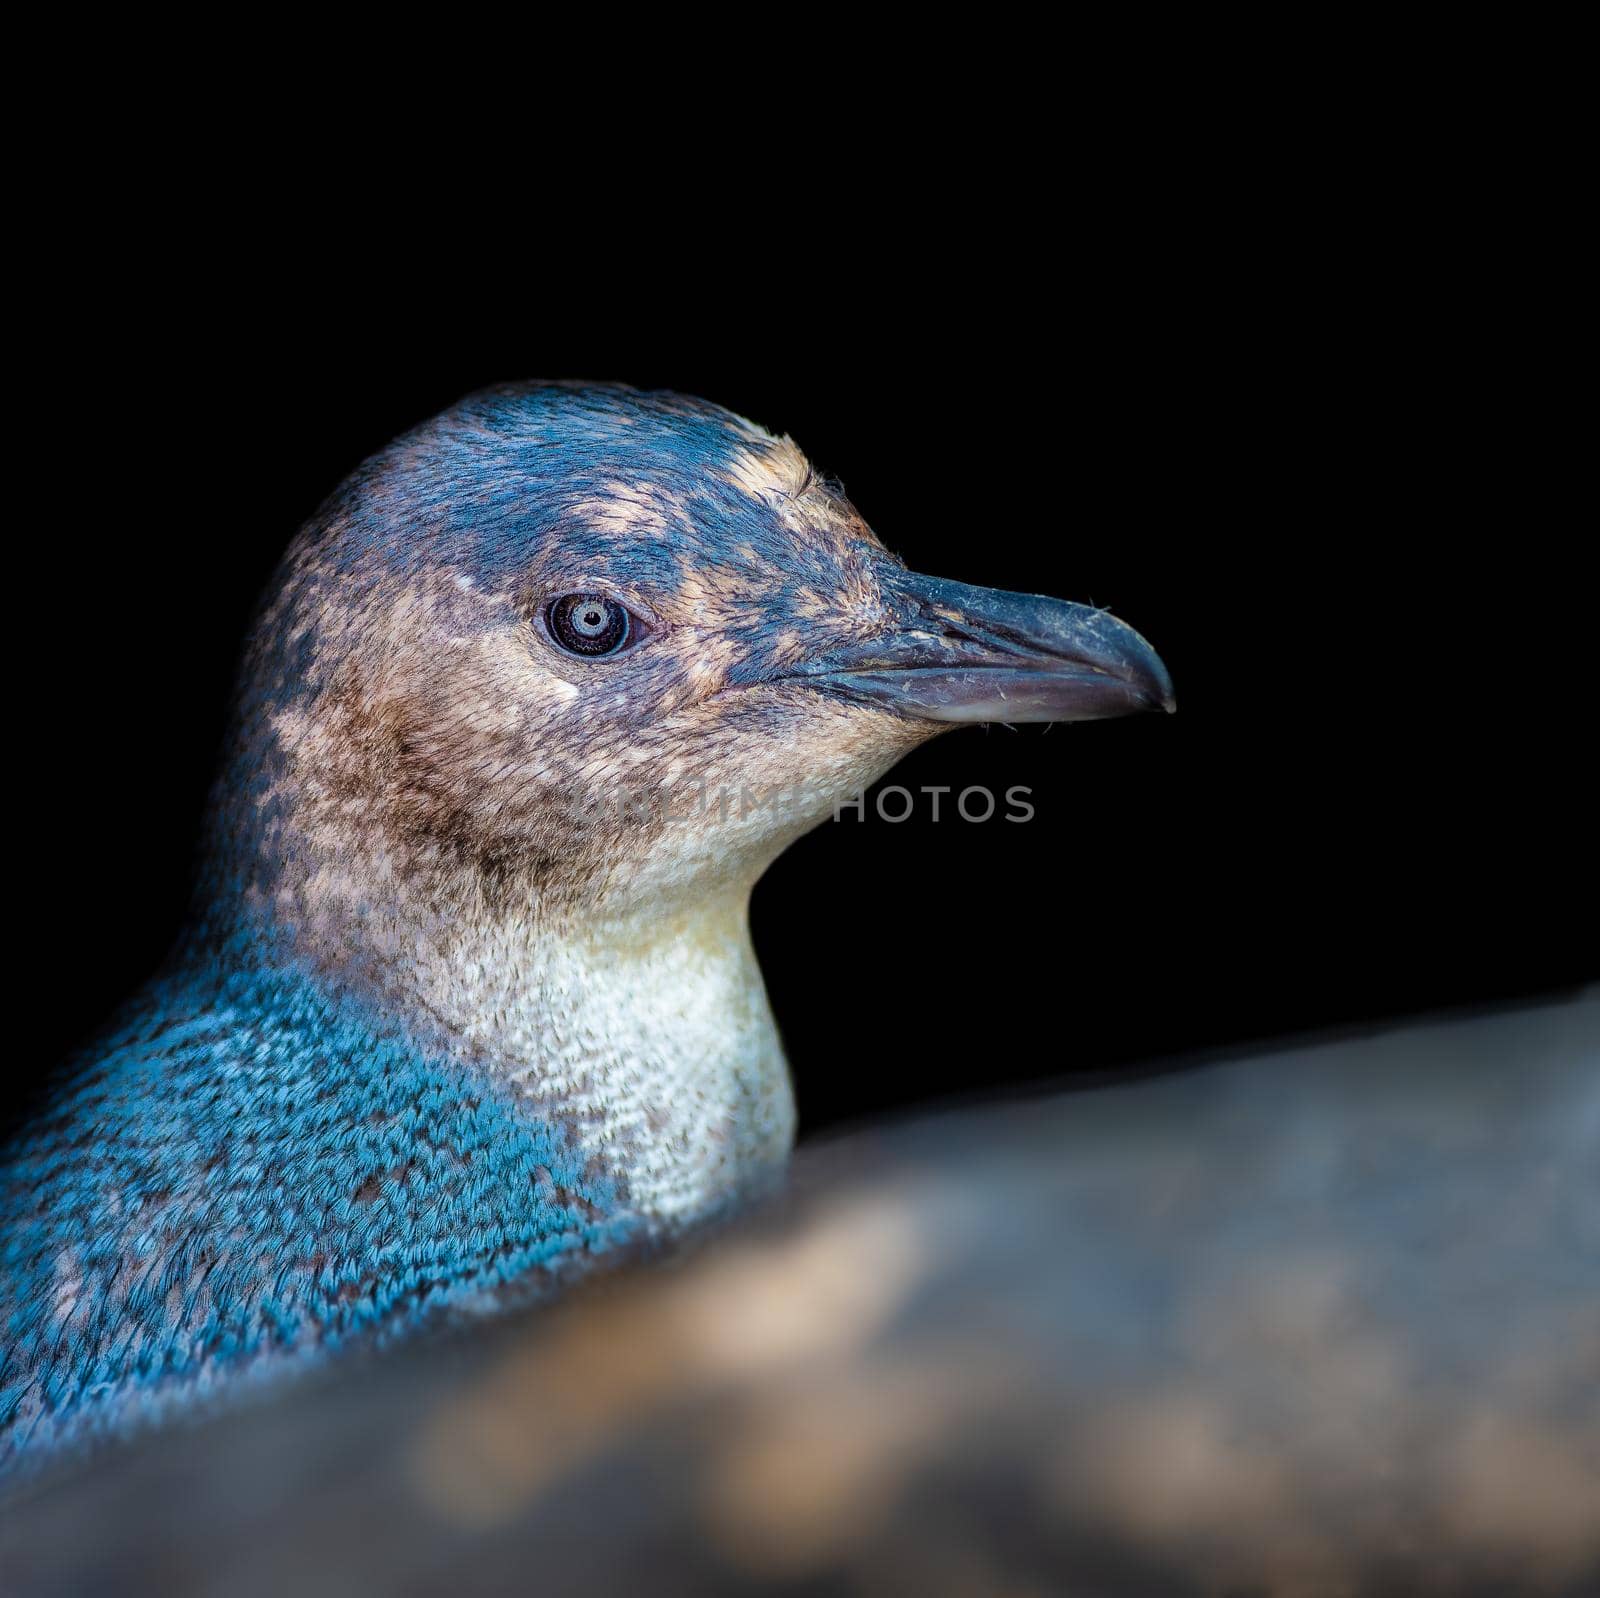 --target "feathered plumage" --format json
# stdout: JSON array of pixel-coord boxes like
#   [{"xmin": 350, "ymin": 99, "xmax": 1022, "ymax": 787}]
[{"xmin": 2, "ymin": 384, "xmax": 1170, "ymax": 1469}]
